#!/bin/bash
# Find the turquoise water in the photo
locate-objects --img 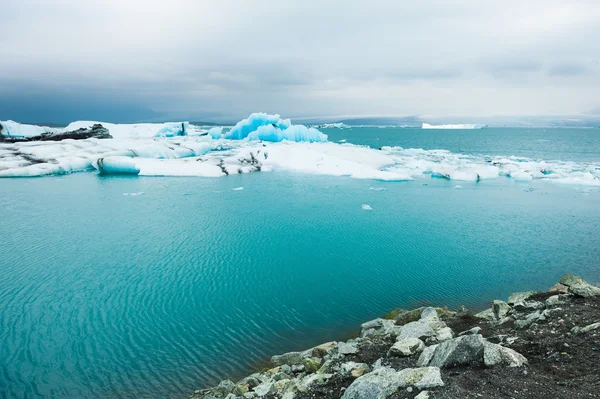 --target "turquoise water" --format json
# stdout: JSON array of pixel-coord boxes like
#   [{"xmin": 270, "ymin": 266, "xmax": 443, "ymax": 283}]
[{"xmin": 1, "ymin": 128, "xmax": 600, "ymax": 398}]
